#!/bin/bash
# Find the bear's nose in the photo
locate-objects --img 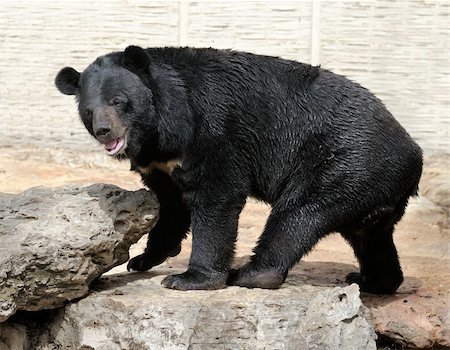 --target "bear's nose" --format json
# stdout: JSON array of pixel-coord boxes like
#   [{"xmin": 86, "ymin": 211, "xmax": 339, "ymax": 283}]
[
  {"xmin": 94, "ymin": 125, "xmax": 111, "ymax": 138},
  {"xmin": 92, "ymin": 113, "xmax": 112, "ymax": 139}
]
